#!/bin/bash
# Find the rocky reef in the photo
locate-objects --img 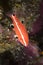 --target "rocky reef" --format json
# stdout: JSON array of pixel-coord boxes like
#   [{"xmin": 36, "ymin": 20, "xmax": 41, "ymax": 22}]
[{"xmin": 0, "ymin": 0, "xmax": 43, "ymax": 65}]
